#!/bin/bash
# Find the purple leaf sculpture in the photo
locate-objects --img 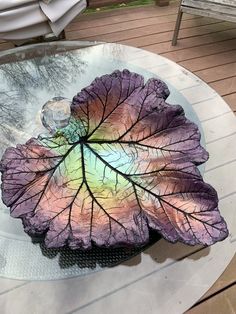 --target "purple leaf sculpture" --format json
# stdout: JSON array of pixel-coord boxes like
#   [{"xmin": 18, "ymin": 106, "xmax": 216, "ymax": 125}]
[{"xmin": 0, "ymin": 70, "xmax": 228, "ymax": 249}]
